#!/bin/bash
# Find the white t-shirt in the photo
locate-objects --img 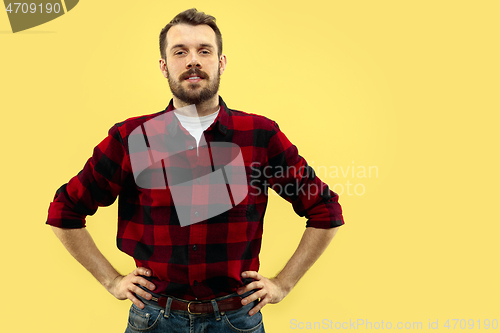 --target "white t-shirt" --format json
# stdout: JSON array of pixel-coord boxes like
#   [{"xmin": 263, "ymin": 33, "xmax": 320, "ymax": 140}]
[{"xmin": 174, "ymin": 107, "xmax": 220, "ymax": 155}]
